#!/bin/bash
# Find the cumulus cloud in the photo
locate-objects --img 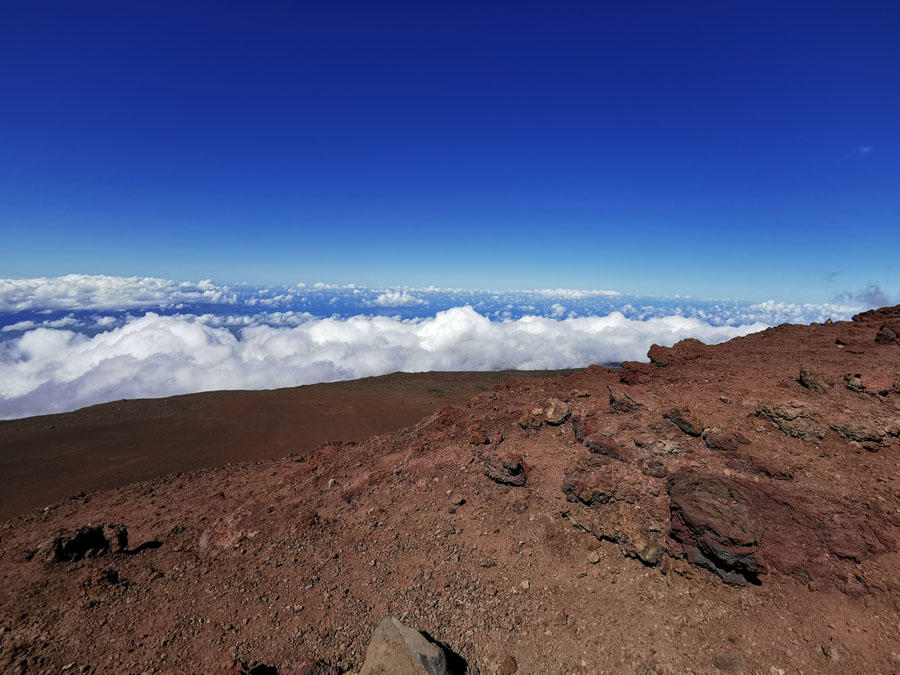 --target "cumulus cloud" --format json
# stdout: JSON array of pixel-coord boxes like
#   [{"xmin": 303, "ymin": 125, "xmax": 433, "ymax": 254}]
[
  {"xmin": 0, "ymin": 275, "xmax": 237, "ymax": 311},
  {"xmin": 368, "ymin": 289, "xmax": 427, "ymax": 307},
  {"xmin": 0, "ymin": 307, "xmax": 767, "ymax": 419}
]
